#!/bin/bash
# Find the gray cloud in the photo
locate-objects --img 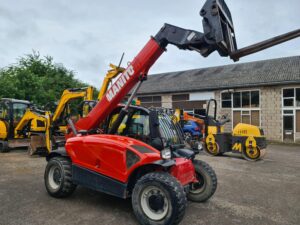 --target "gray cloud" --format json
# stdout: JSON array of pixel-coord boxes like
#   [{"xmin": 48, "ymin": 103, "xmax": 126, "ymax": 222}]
[{"xmin": 0, "ymin": 0, "xmax": 299, "ymax": 88}]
